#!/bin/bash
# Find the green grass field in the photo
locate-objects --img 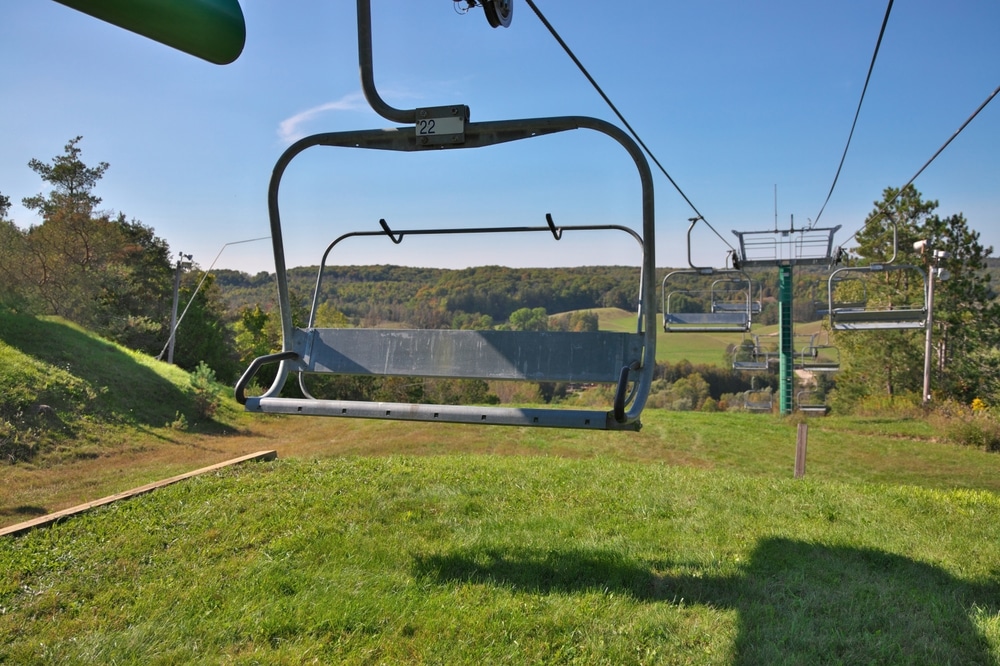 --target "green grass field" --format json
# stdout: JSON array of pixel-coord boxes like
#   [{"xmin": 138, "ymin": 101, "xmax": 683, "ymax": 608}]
[
  {"xmin": 2, "ymin": 309, "xmax": 1000, "ymax": 663},
  {"xmin": 2, "ymin": 453, "xmax": 998, "ymax": 664}
]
